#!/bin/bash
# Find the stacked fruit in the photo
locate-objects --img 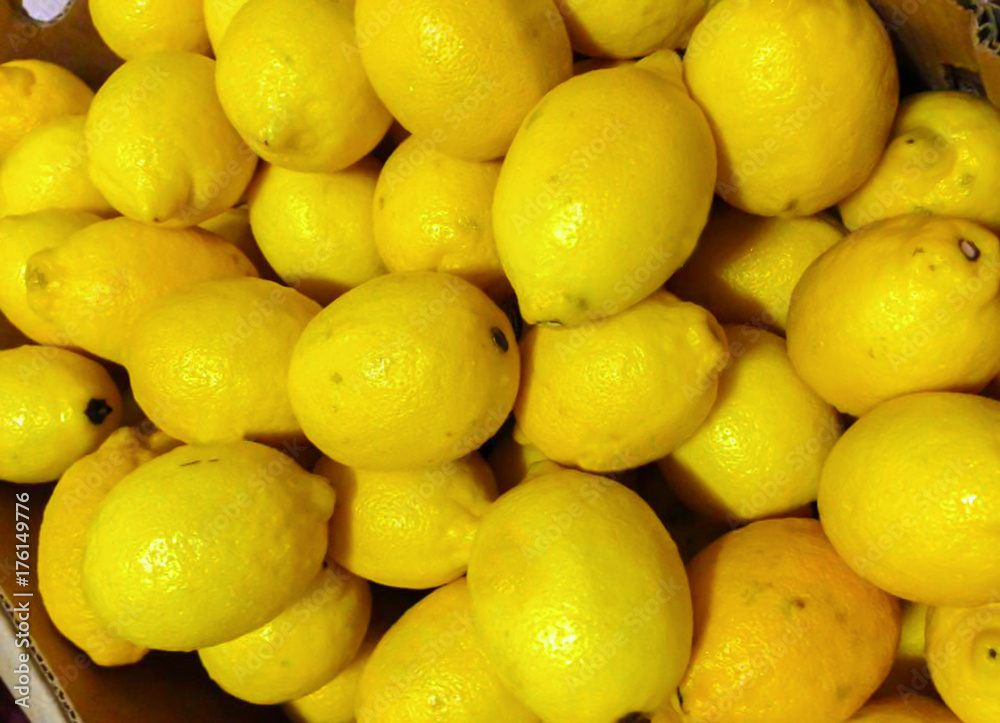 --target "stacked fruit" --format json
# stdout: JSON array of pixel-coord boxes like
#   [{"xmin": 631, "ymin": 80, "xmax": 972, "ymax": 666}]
[{"xmin": 0, "ymin": 0, "xmax": 996, "ymax": 721}]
